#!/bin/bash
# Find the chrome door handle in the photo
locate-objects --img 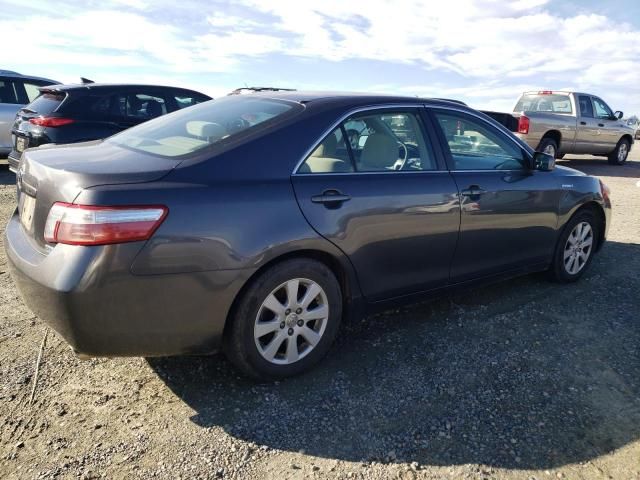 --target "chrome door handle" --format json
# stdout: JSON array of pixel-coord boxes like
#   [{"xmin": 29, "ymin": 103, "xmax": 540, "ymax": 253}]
[{"xmin": 460, "ymin": 186, "xmax": 486, "ymax": 196}]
